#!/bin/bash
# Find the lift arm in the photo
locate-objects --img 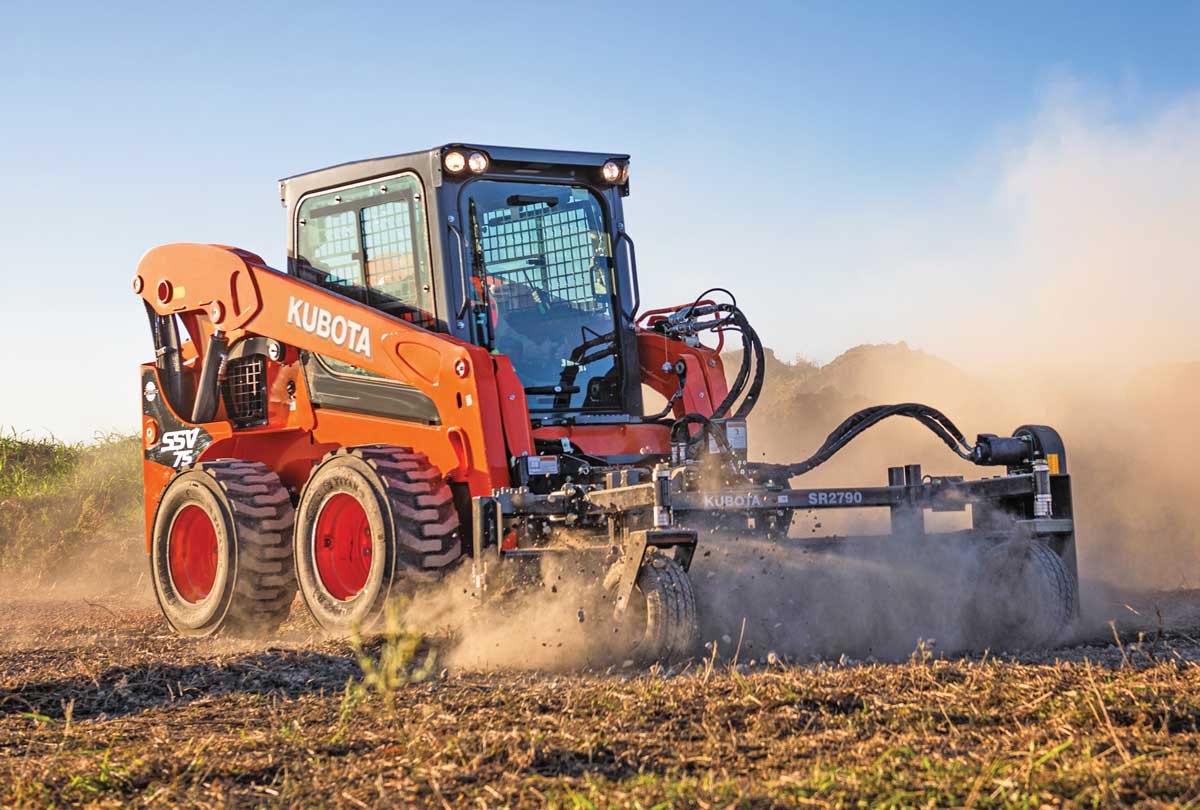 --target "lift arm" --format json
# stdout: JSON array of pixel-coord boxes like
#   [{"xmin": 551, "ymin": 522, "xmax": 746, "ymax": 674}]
[{"xmin": 134, "ymin": 242, "xmax": 524, "ymax": 491}]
